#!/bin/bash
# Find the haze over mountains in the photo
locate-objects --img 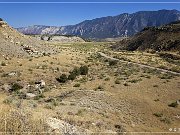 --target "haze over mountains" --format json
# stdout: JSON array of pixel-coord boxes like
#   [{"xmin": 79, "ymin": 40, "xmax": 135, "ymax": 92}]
[{"xmin": 17, "ymin": 9, "xmax": 180, "ymax": 39}]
